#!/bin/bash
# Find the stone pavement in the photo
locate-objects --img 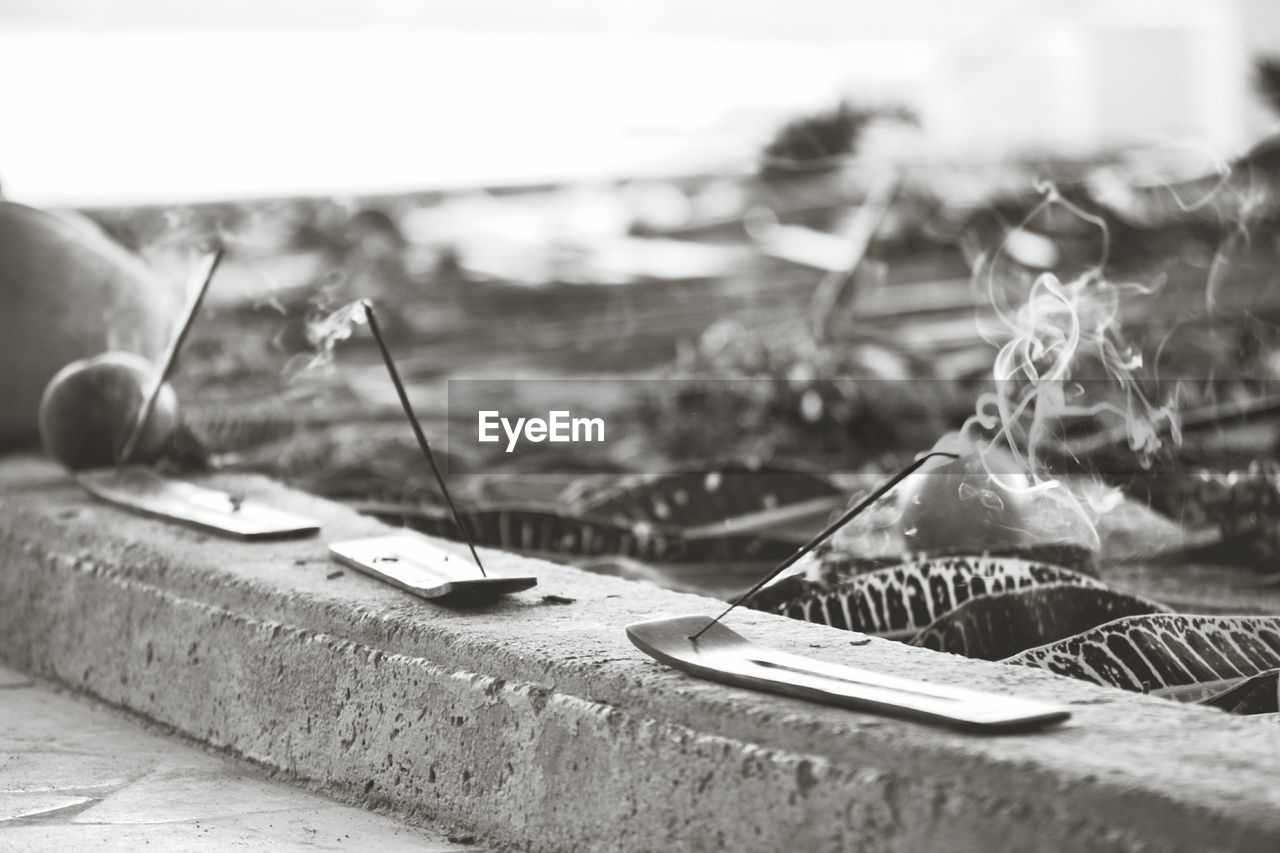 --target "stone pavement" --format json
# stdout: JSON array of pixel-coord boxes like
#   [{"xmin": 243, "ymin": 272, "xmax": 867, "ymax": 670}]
[{"xmin": 0, "ymin": 663, "xmax": 486, "ymax": 851}]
